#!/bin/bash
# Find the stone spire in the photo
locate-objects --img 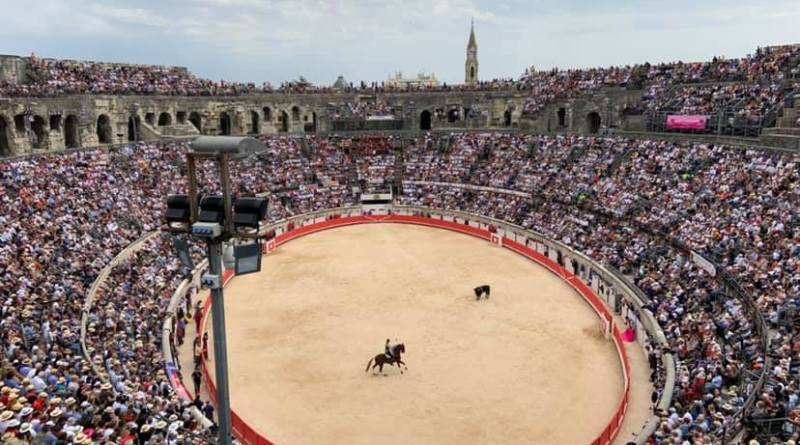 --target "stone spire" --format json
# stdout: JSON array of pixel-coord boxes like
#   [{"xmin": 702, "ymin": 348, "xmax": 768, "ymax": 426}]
[
  {"xmin": 467, "ymin": 19, "xmax": 477, "ymax": 50},
  {"xmin": 465, "ymin": 19, "xmax": 478, "ymax": 85}
]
